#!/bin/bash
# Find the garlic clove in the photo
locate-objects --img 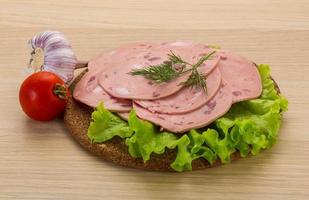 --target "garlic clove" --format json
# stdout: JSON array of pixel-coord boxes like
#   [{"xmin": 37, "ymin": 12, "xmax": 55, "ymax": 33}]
[
  {"xmin": 30, "ymin": 48, "xmax": 44, "ymax": 71},
  {"xmin": 28, "ymin": 31, "xmax": 78, "ymax": 83}
]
